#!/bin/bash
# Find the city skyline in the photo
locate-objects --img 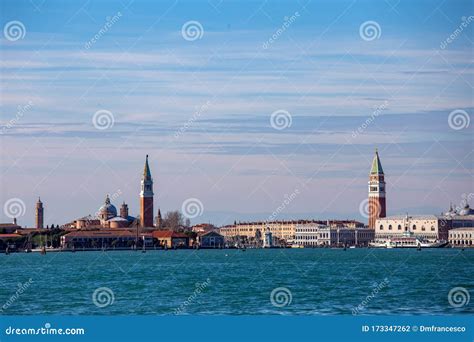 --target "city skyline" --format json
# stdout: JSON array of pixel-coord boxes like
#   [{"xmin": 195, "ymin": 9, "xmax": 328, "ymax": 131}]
[
  {"xmin": 1, "ymin": 0, "xmax": 473, "ymax": 227},
  {"xmin": 1, "ymin": 150, "xmax": 472, "ymax": 229}
]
